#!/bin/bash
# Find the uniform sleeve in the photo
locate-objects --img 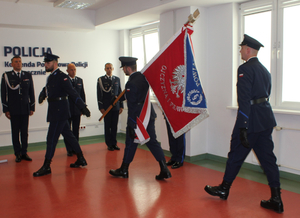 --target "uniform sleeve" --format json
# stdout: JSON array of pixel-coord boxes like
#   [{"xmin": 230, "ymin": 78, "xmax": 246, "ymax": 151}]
[
  {"xmin": 118, "ymin": 78, "xmax": 124, "ymax": 108},
  {"xmin": 97, "ymin": 78, "xmax": 104, "ymax": 110},
  {"xmin": 80, "ymin": 79, "xmax": 86, "ymax": 103},
  {"xmin": 29, "ymin": 73, "xmax": 35, "ymax": 111},
  {"xmin": 1, "ymin": 73, "xmax": 8, "ymax": 113},
  {"xmin": 125, "ymin": 82, "xmax": 139, "ymax": 128},
  {"xmin": 236, "ymin": 66, "xmax": 253, "ymax": 129},
  {"xmin": 62, "ymin": 76, "xmax": 86, "ymax": 110}
]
